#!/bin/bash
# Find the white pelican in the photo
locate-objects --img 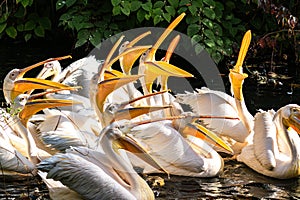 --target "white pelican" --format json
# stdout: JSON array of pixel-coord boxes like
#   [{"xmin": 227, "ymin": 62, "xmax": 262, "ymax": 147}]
[
  {"xmin": 176, "ymin": 30, "xmax": 254, "ymax": 154},
  {"xmin": 37, "ymin": 120, "xmax": 168, "ymax": 200},
  {"xmin": 3, "ymin": 56, "xmax": 74, "ymax": 104},
  {"xmin": 124, "ymin": 117, "xmax": 233, "ymax": 177},
  {"xmin": 237, "ymin": 104, "xmax": 300, "ymax": 179}
]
